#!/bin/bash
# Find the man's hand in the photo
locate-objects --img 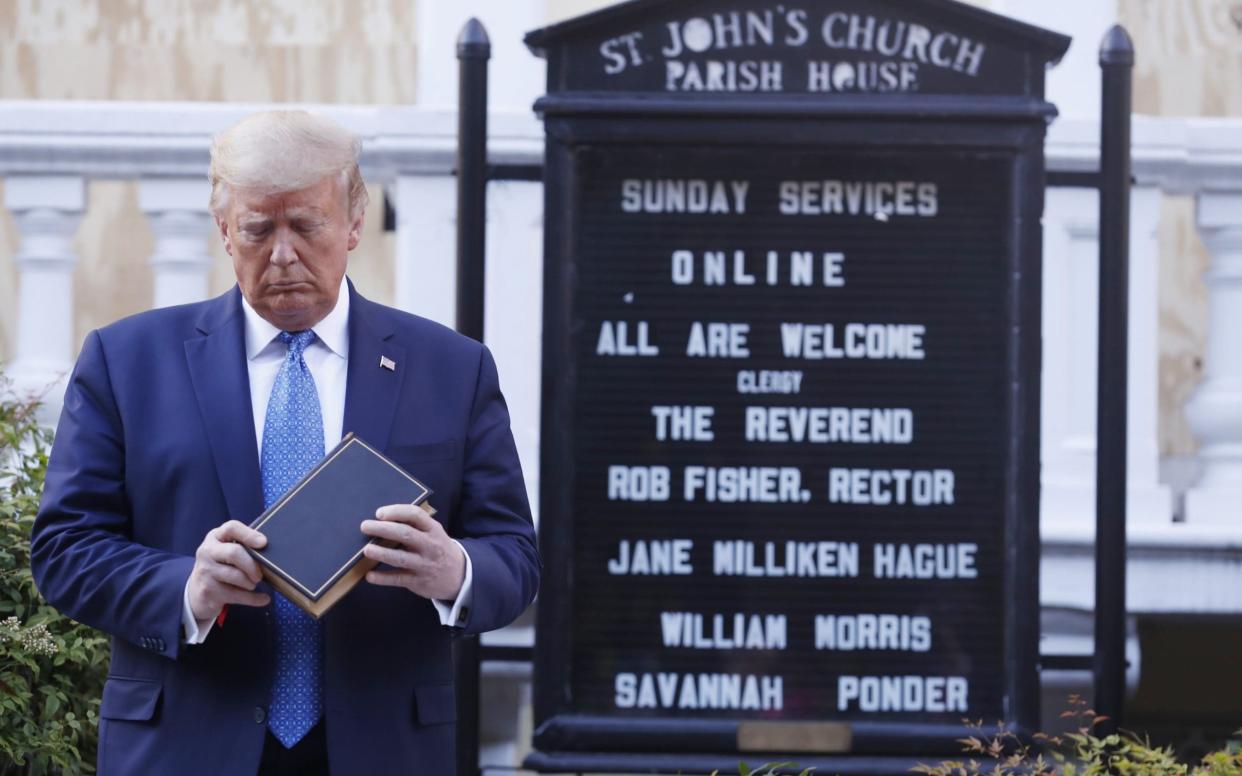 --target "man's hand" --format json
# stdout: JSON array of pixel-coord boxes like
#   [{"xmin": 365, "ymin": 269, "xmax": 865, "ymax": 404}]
[
  {"xmin": 186, "ymin": 521, "xmax": 271, "ymax": 622},
  {"xmin": 361, "ymin": 504, "xmax": 466, "ymax": 601}
]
